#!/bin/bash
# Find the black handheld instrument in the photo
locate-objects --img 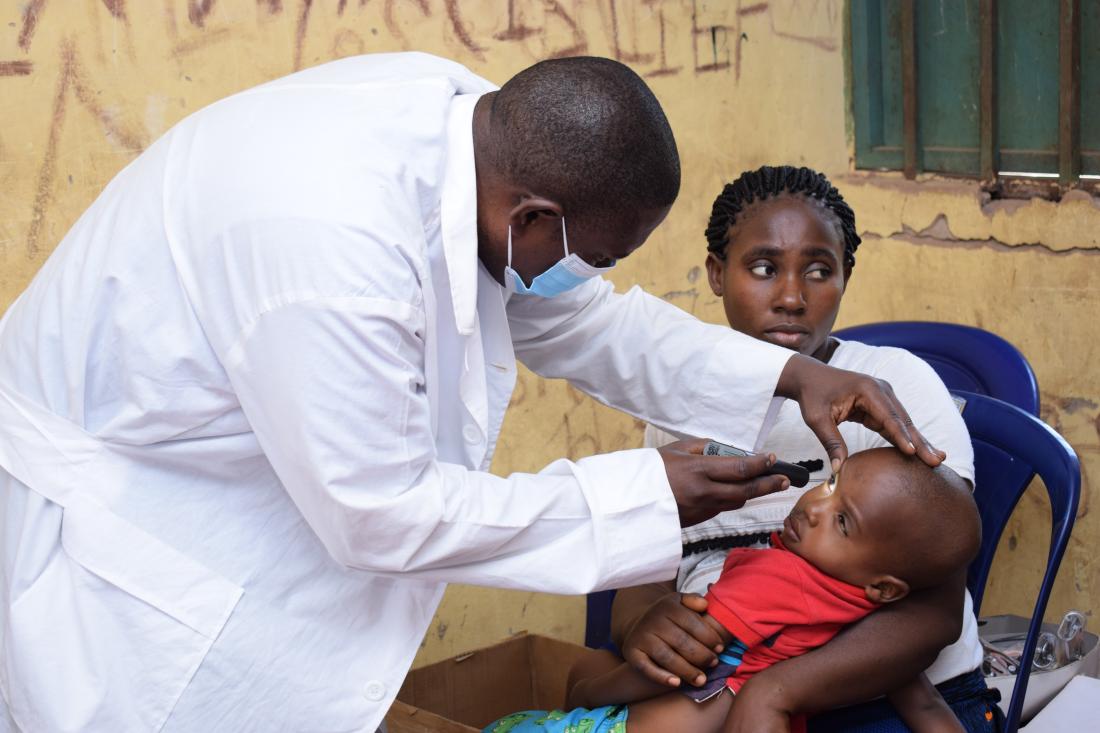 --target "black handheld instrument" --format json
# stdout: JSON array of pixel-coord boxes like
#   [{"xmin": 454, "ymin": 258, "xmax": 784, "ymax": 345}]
[{"xmin": 702, "ymin": 440, "xmax": 810, "ymax": 488}]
